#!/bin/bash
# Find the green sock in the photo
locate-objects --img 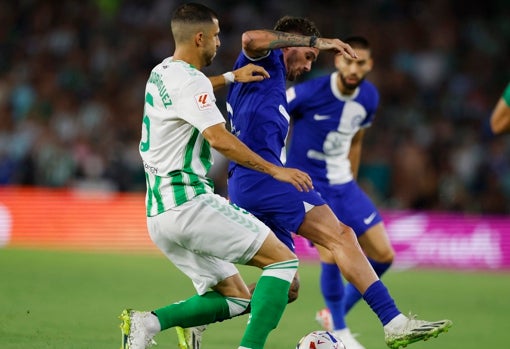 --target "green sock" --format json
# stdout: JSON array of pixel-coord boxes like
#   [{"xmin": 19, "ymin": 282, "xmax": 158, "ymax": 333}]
[
  {"xmin": 239, "ymin": 273, "xmax": 292, "ymax": 348},
  {"xmin": 153, "ymin": 290, "xmax": 230, "ymax": 330}
]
